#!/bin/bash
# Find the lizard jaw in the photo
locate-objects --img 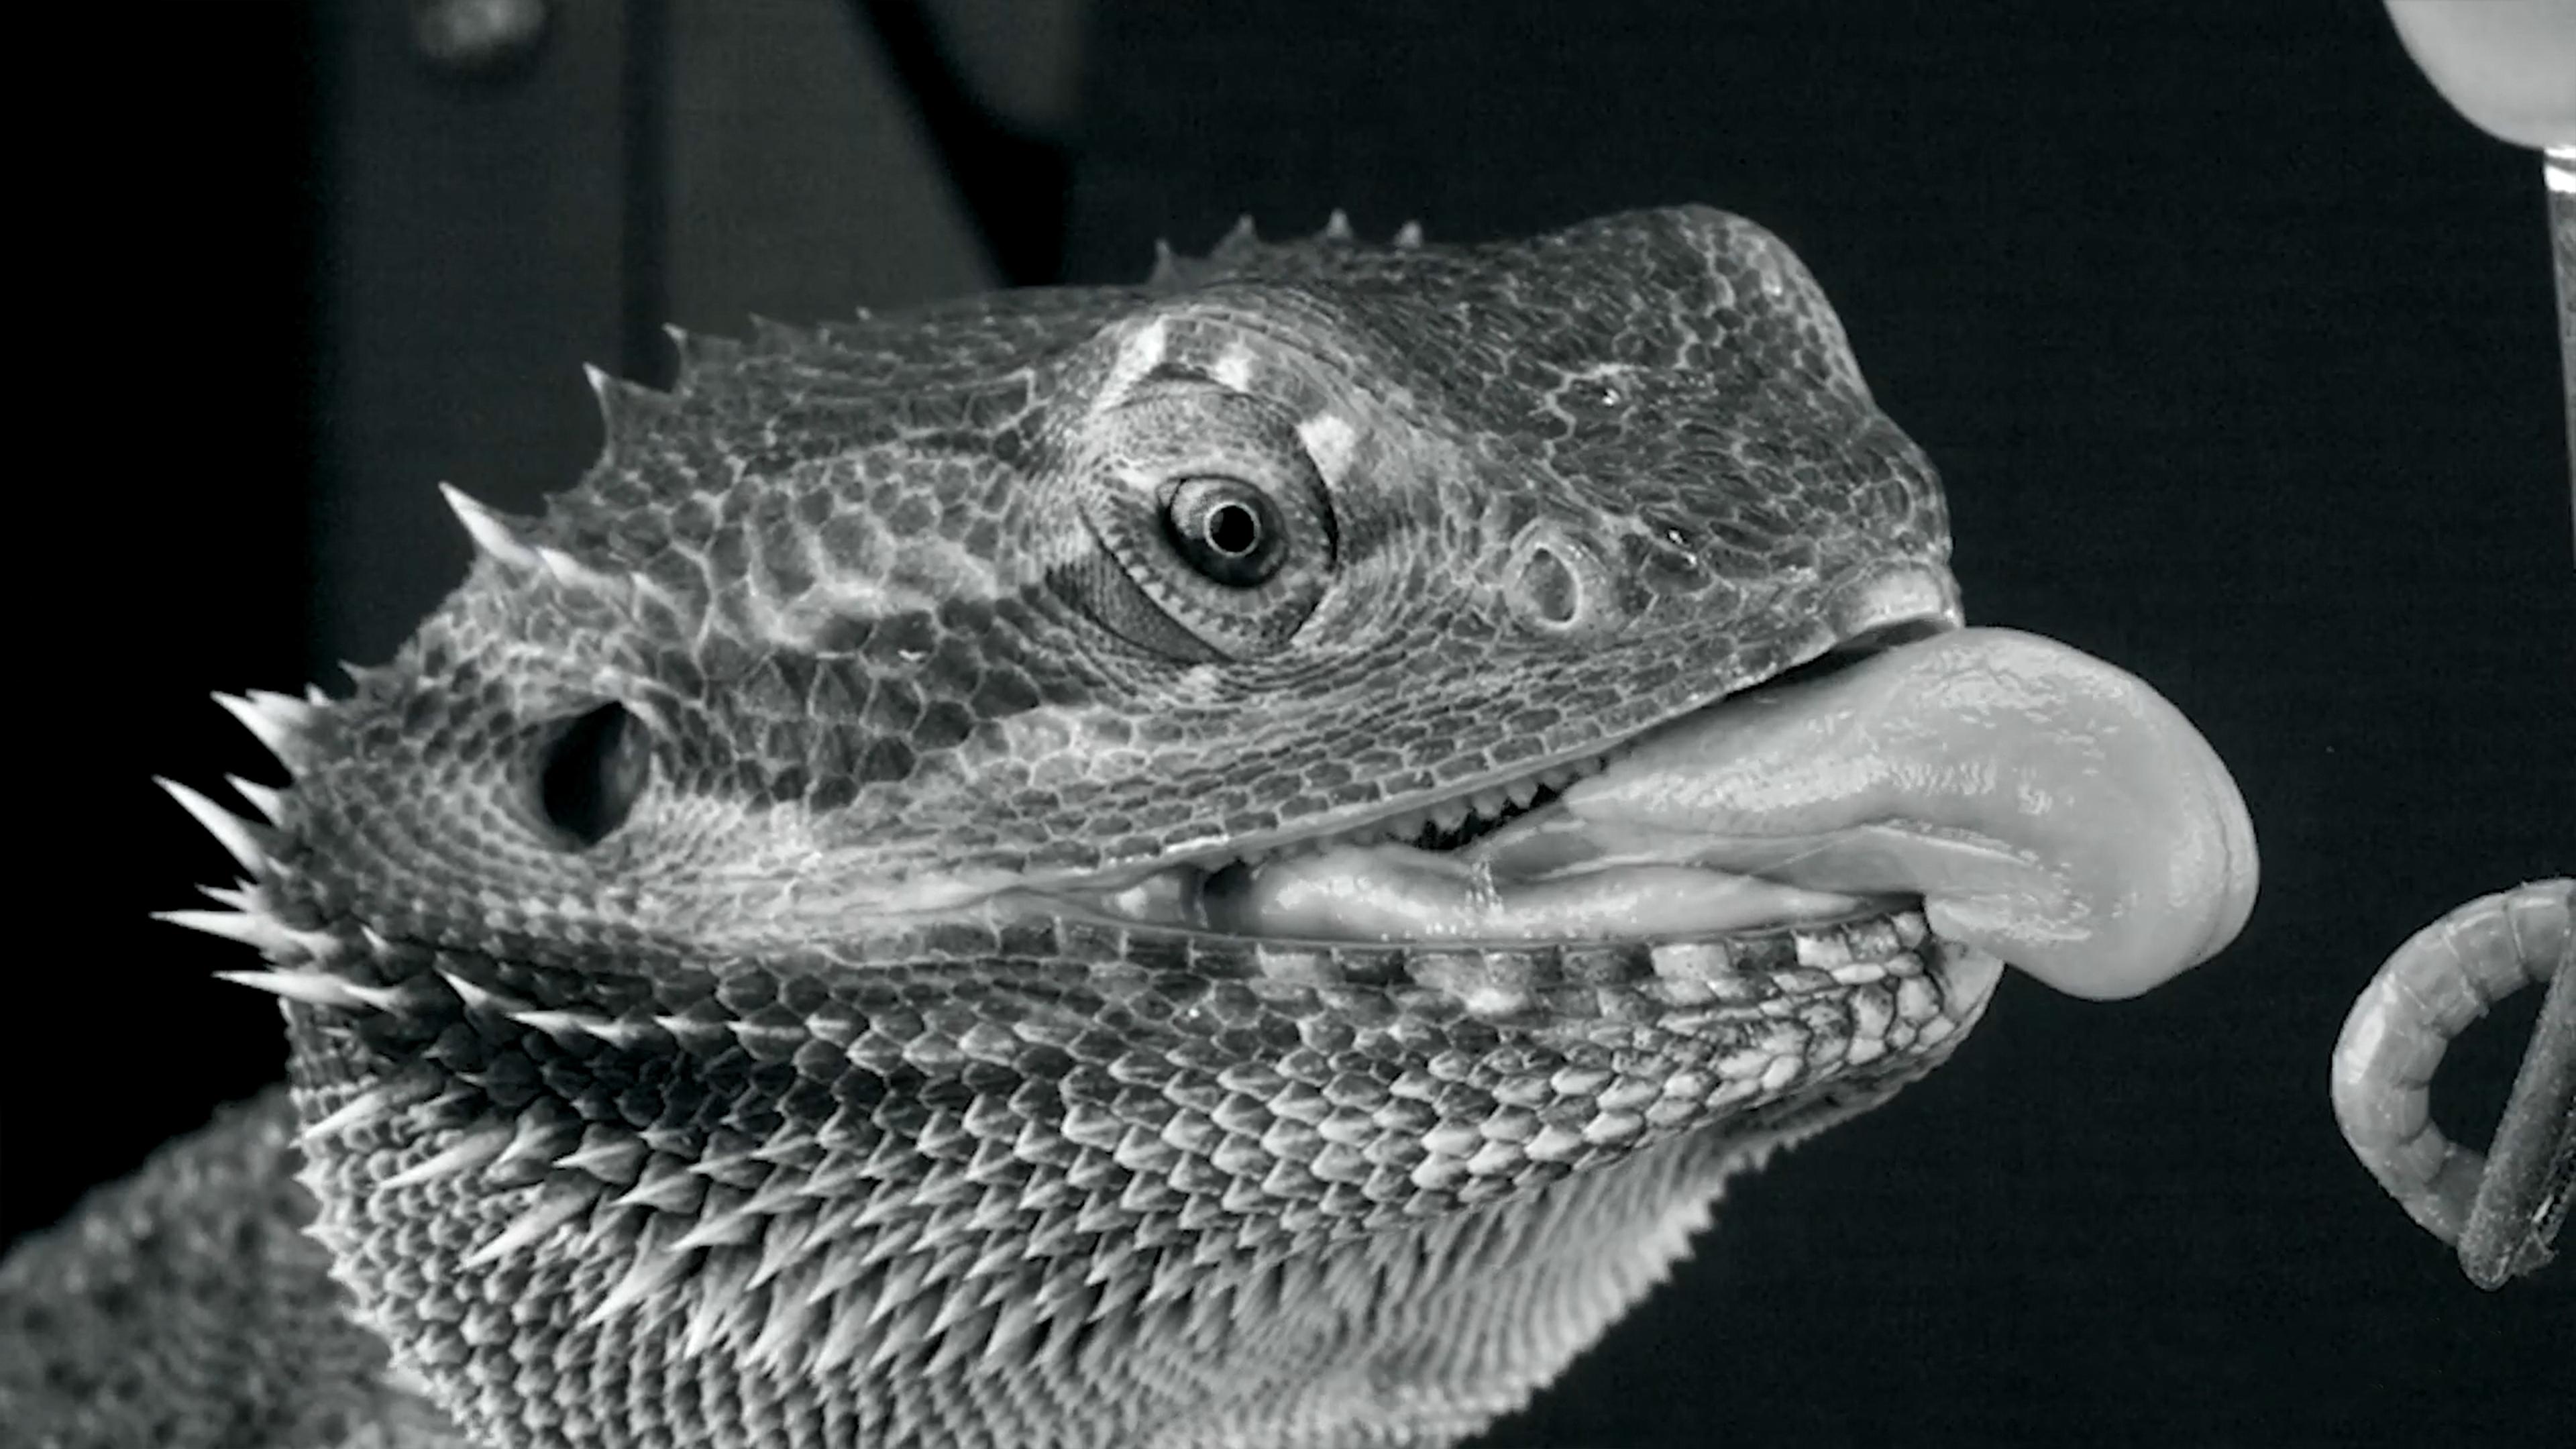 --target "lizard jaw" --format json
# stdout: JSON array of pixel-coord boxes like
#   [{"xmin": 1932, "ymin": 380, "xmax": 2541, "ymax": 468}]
[
  {"xmin": 1056, "ymin": 606, "xmax": 1964, "ymax": 953},
  {"xmin": 1052, "ymin": 614, "xmax": 2257, "ymax": 1011}
]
